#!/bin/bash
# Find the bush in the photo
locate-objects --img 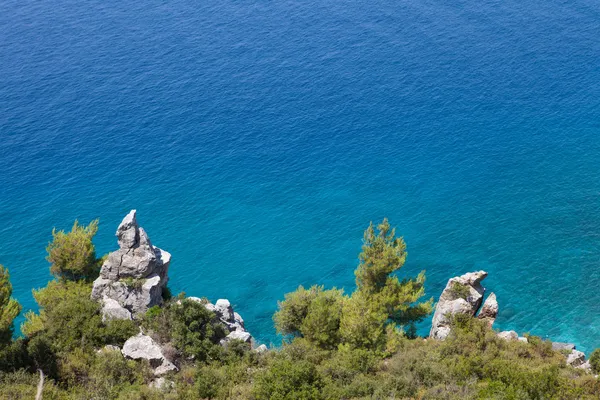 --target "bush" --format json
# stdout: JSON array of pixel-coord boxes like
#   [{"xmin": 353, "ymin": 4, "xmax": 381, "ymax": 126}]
[
  {"xmin": 46, "ymin": 219, "xmax": 101, "ymax": 281},
  {"xmin": 0, "ymin": 265, "xmax": 21, "ymax": 347},
  {"xmin": 589, "ymin": 348, "xmax": 600, "ymax": 374},
  {"xmin": 254, "ymin": 358, "xmax": 325, "ymax": 400},
  {"xmin": 449, "ymin": 282, "xmax": 471, "ymax": 300}
]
